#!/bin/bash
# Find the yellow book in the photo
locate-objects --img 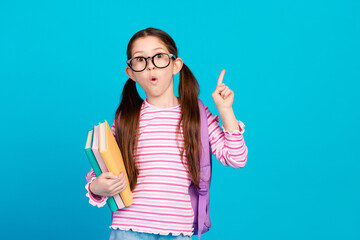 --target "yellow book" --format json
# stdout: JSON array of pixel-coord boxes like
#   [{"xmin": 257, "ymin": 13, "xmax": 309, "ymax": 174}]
[{"xmin": 99, "ymin": 120, "xmax": 132, "ymax": 207}]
